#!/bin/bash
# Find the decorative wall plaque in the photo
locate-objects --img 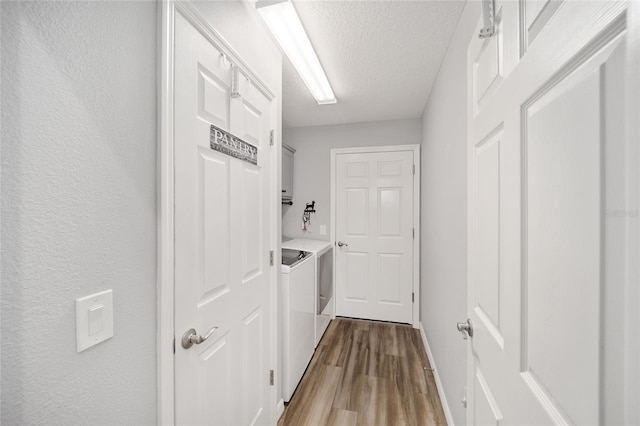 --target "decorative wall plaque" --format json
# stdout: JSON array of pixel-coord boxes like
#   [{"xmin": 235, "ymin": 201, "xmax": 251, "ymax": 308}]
[{"xmin": 209, "ymin": 124, "xmax": 258, "ymax": 165}]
